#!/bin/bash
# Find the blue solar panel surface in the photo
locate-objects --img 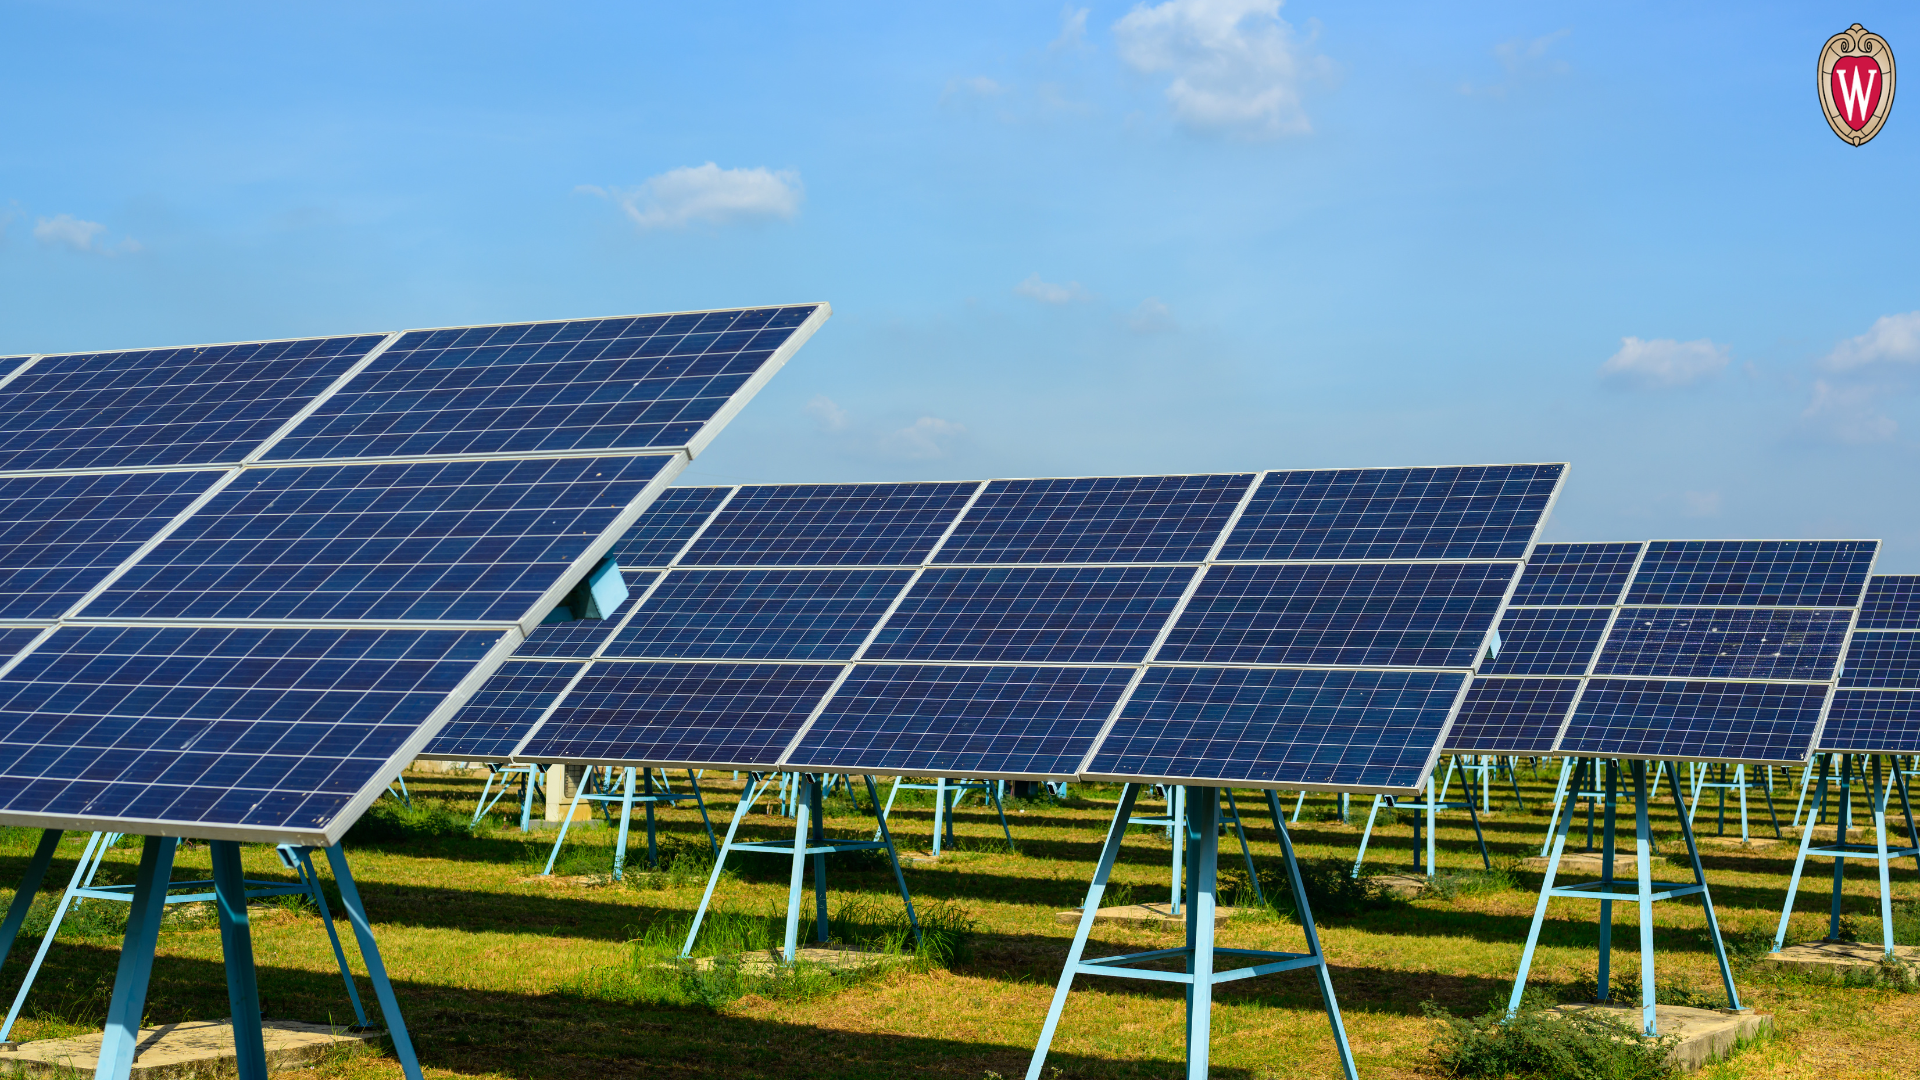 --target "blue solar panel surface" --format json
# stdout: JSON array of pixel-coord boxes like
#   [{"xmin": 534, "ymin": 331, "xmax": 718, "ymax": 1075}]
[
  {"xmin": 86, "ymin": 455, "xmax": 671, "ymax": 622},
  {"xmin": 0, "ymin": 625, "xmax": 501, "ymax": 831},
  {"xmin": 681, "ymin": 482, "xmax": 976, "ymax": 567},
  {"xmin": 1626, "ymin": 541, "xmax": 1876, "ymax": 607},
  {"xmin": 421, "ymin": 660, "xmax": 584, "ymax": 760},
  {"xmin": 603, "ymin": 568, "xmax": 912, "ymax": 661},
  {"xmin": 1821, "ymin": 691, "xmax": 1920, "ymax": 753},
  {"xmin": 1217, "ymin": 464, "xmax": 1563, "ymax": 562},
  {"xmin": 0, "ymin": 335, "xmax": 385, "ymax": 473},
  {"xmin": 784, "ymin": 665, "xmax": 1138, "ymax": 776},
  {"xmin": 1594, "ymin": 608, "xmax": 1852, "ymax": 681},
  {"xmin": 1838, "ymin": 632, "xmax": 1920, "ymax": 688},
  {"xmin": 935, "ymin": 474, "xmax": 1251, "ymax": 564},
  {"xmin": 491, "ymin": 463, "xmax": 1565, "ymax": 788},
  {"xmin": 606, "ymin": 486, "xmax": 731, "ymax": 568},
  {"xmin": 1508, "ymin": 542, "xmax": 1643, "ymax": 606},
  {"xmin": 0, "ymin": 470, "xmax": 225, "ymax": 620},
  {"xmin": 0, "ymin": 304, "xmax": 822, "ymax": 839},
  {"xmin": 1156, "ymin": 562, "xmax": 1514, "ymax": 668},
  {"xmin": 1447, "ymin": 678, "xmax": 1579, "ymax": 754},
  {"xmin": 1559, "ymin": 679, "xmax": 1830, "ymax": 761},
  {"xmin": 517, "ymin": 662, "xmax": 844, "ymax": 767},
  {"xmin": 1087, "ymin": 667, "xmax": 1468, "ymax": 789},
  {"xmin": 864, "ymin": 566, "xmax": 1194, "ymax": 664},
  {"xmin": 262, "ymin": 307, "xmax": 819, "ymax": 461},
  {"xmin": 1478, "ymin": 609, "xmax": 1613, "ymax": 677},
  {"xmin": 1858, "ymin": 576, "xmax": 1920, "ymax": 630}
]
